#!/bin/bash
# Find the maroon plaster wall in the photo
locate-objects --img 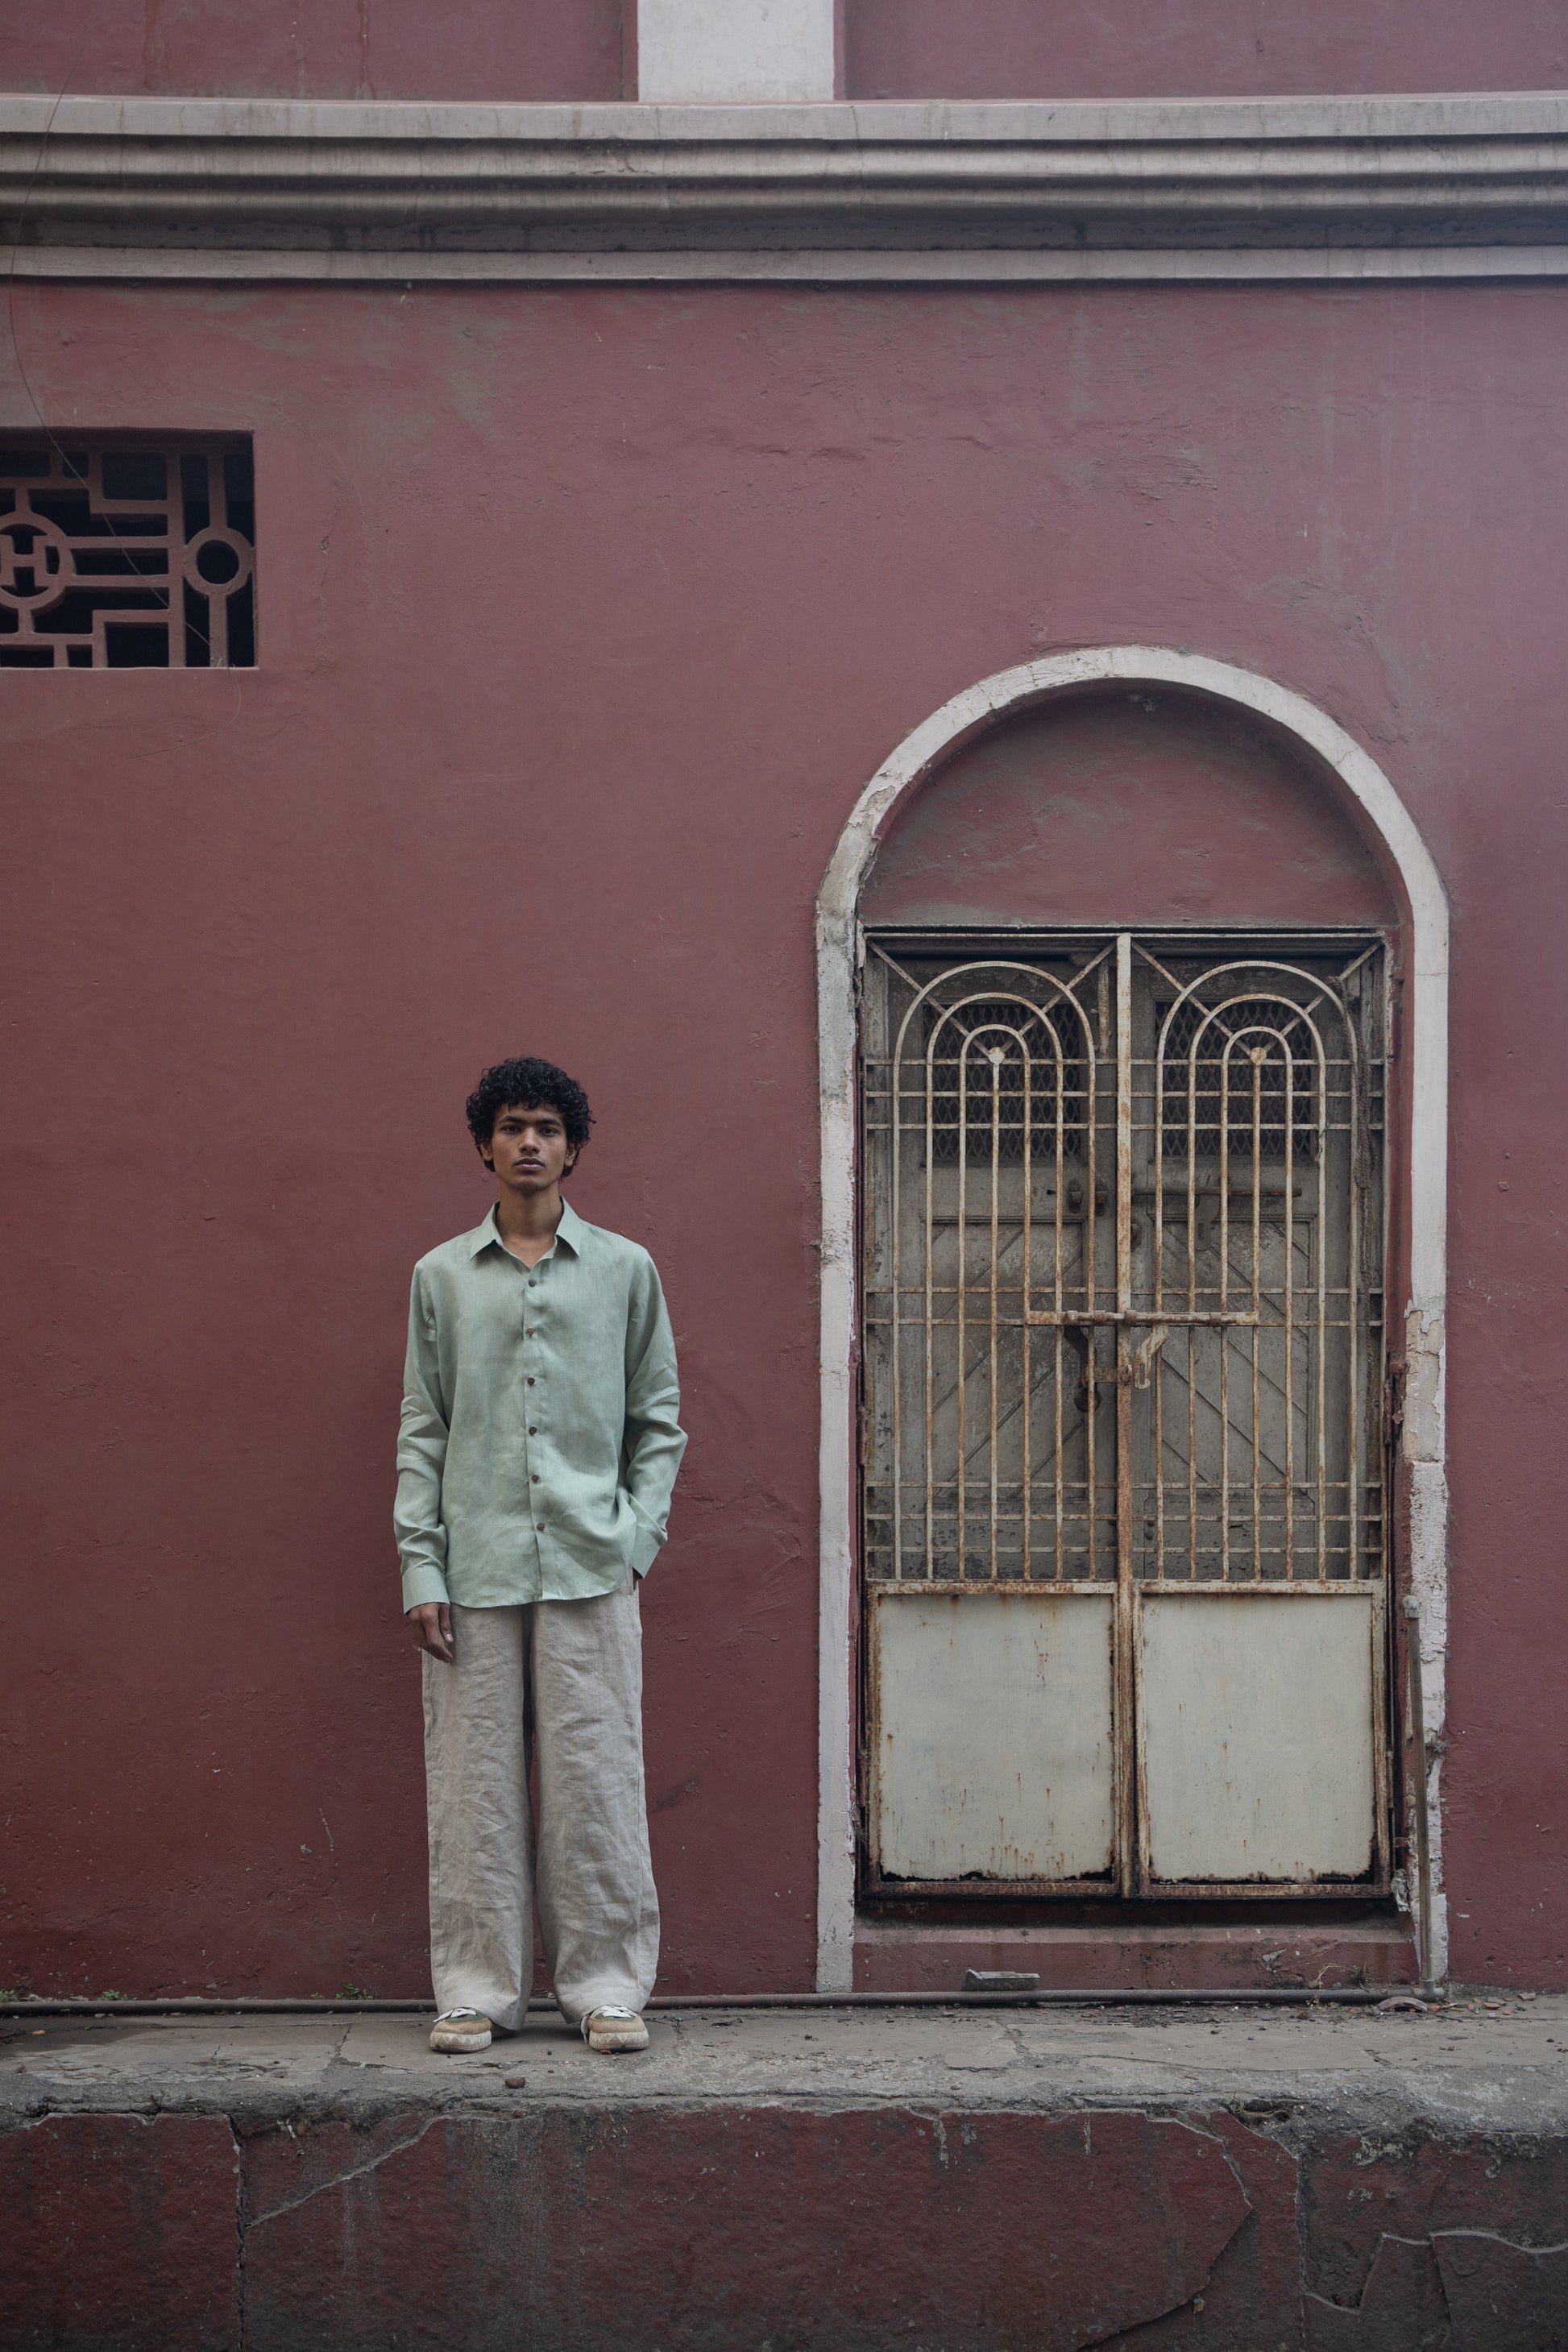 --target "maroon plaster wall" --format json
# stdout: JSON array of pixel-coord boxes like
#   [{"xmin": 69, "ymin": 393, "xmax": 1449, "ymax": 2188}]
[
  {"xmin": 0, "ymin": 0, "xmax": 626, "ymax": 102},
  {"xmin": 2, "ymin": 277, "xmax": 1566, "ymax": 1996},
  {"xmin": 846, "ymin": 0, "xmax": 1568, "ymax": 100},
  {"xmin": 861, "ymin": 692, "xmax": 1399, "ymax": 931},
  {"xmin": 5, "ymin": 0, "xmax": 1563, "ymax": 105},
  {"xmin": 4, "ymin": 2099, "xmax": 1566, "ymax": 2349}
]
